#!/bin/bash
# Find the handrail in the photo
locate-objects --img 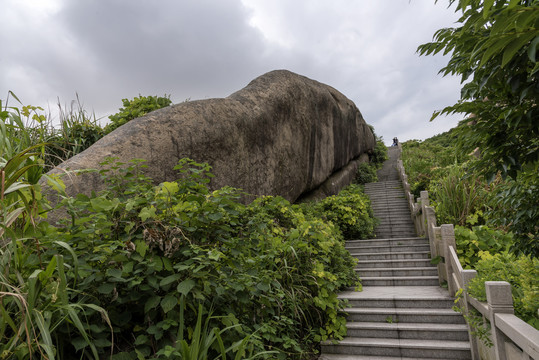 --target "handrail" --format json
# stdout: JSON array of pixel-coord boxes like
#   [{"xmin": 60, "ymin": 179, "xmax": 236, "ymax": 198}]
[{"xmin": 395, "ymin": 157, "xmax": 539, "ymax": 360}]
